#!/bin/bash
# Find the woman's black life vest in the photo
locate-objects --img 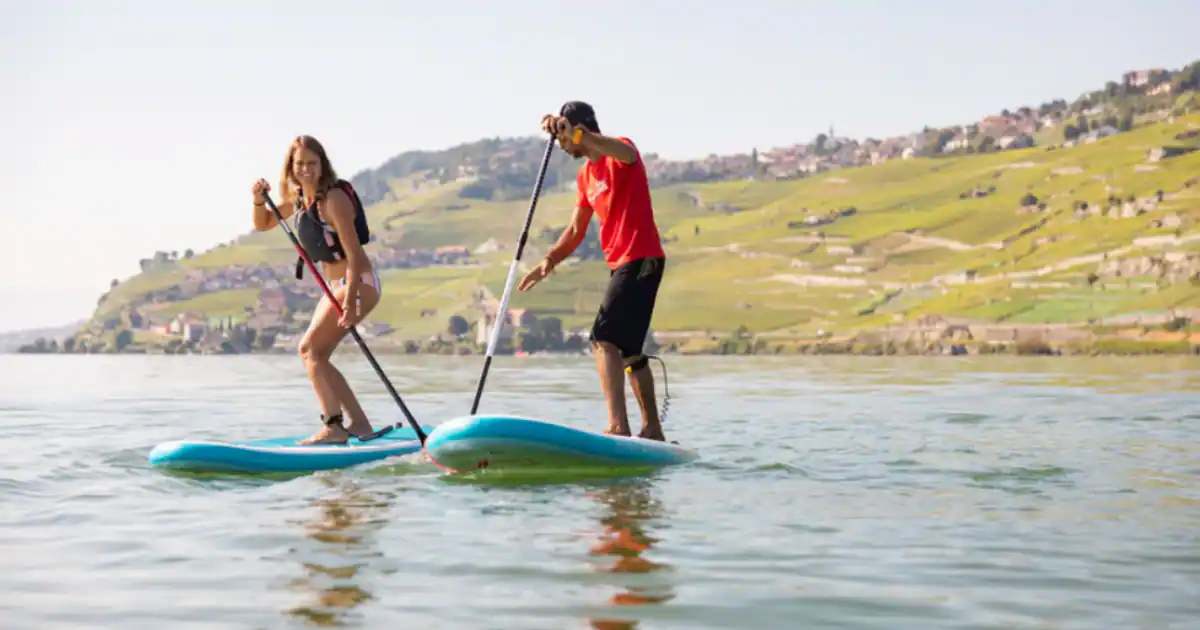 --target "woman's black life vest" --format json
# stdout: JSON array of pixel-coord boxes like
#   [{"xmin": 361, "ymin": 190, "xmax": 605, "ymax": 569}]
[{"xmin": 292, "ymin": 179, "xmax": 371, "ymax": 279}]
